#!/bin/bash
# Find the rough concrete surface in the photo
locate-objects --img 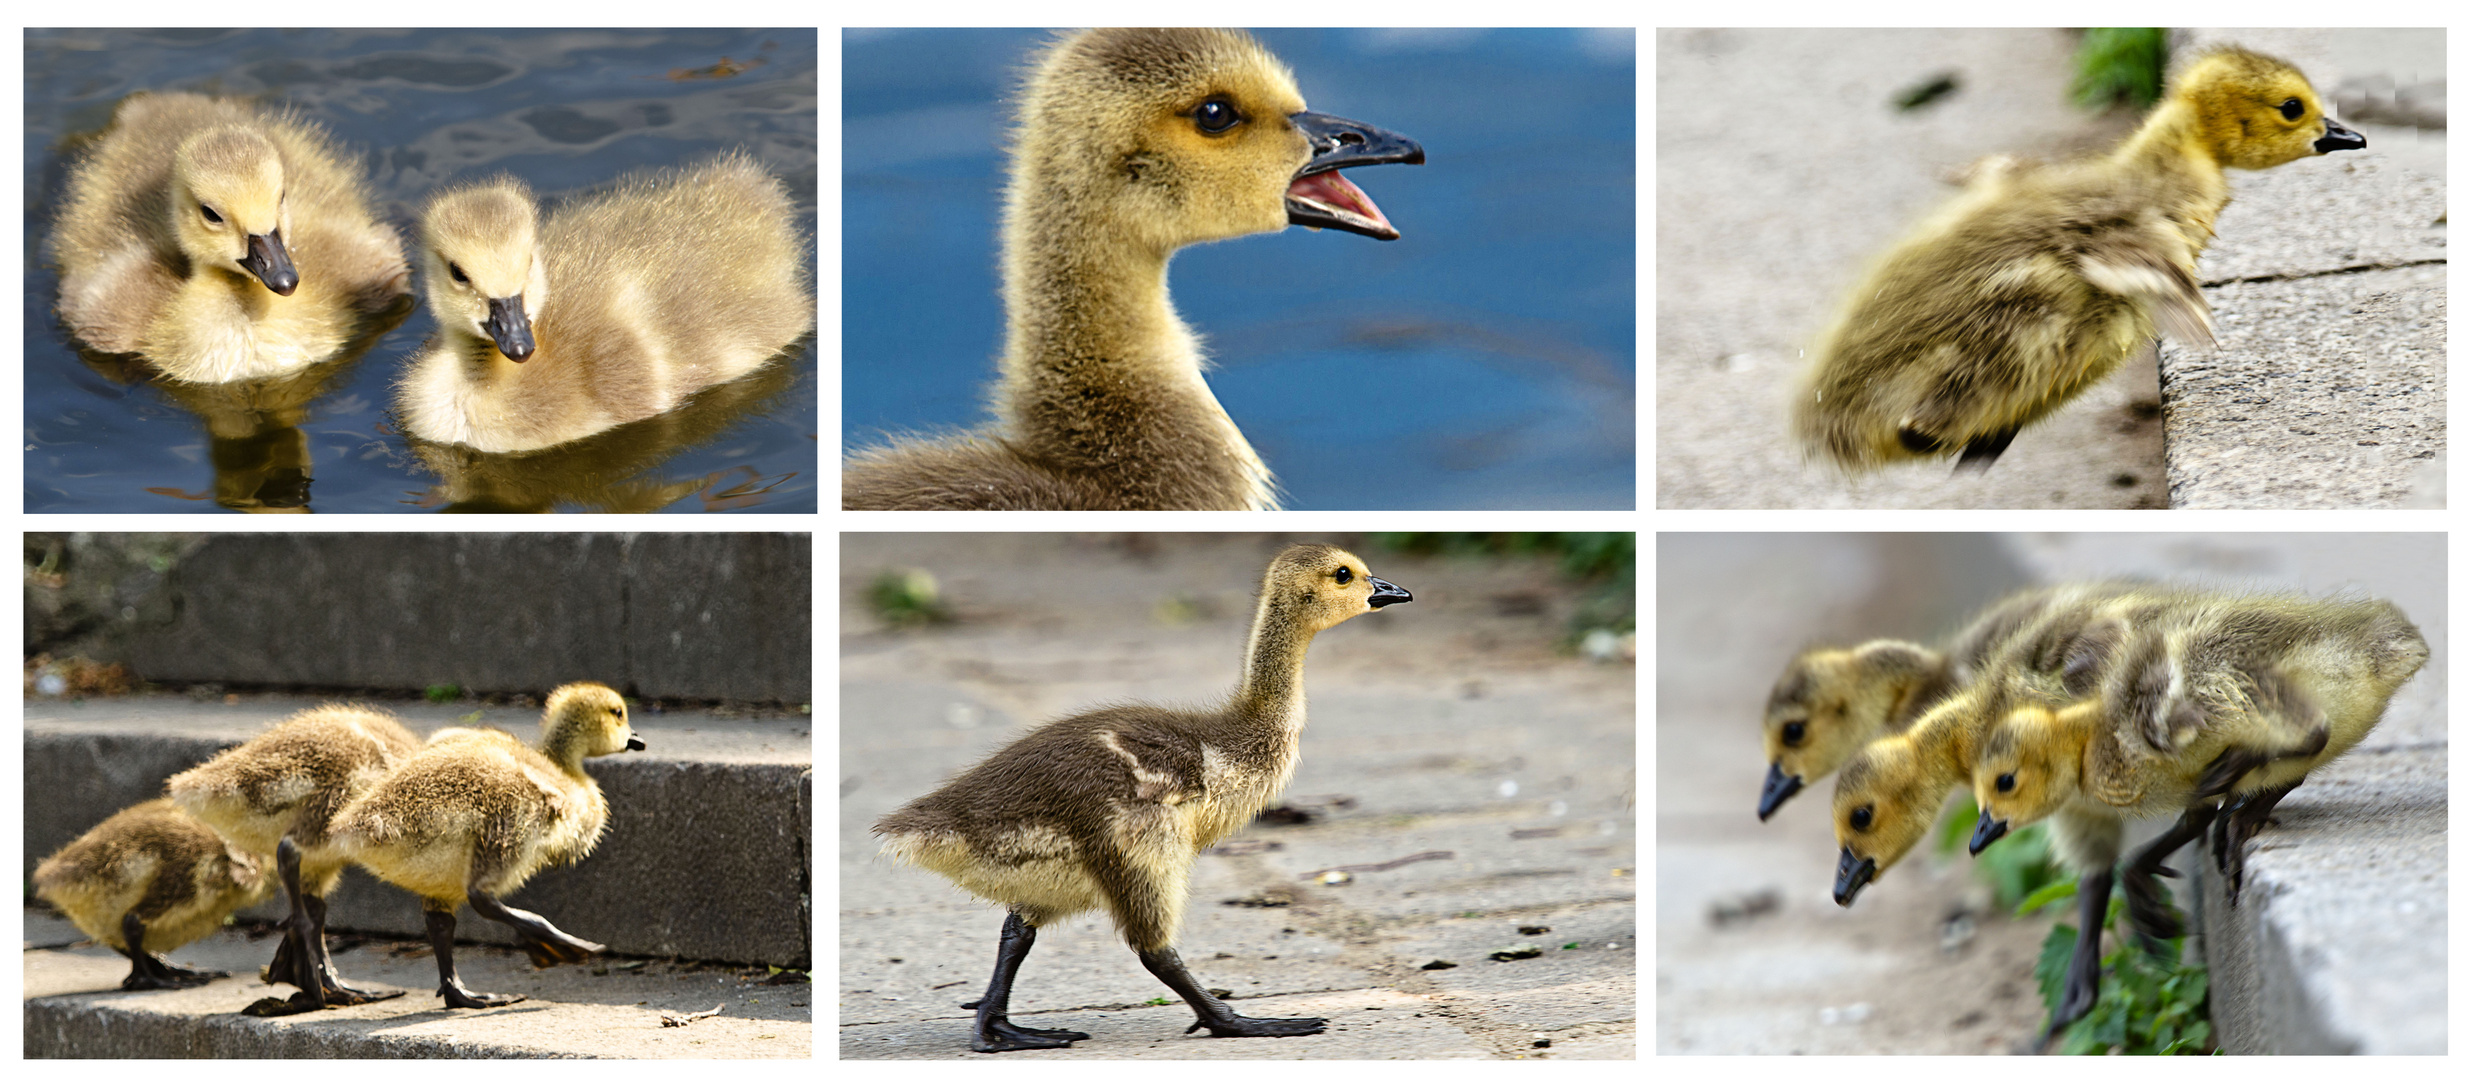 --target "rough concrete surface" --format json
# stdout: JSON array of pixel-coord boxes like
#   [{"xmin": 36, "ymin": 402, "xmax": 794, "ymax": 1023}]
[
  {"xmin": 837, "ymin": 534, "xmax": 1636, "ymax": 1059},
  {"xmin": 24, "ymin": 911, "xmax": 809, "ymax": 1058},
  {"xmin": 1657, "ymin": 28, "xmax": 2164, "ymax": 508},
  {"xmin": 2005, "ymin": 532, "xmax": 2447, "ymax": 1054},
  {"xmin": 30, "ymin": 532, "xmax": 811, "ymax": 703},
  {"xmin": 25, "ymin": 694, "xmax": 812, "ymax": 969}
]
